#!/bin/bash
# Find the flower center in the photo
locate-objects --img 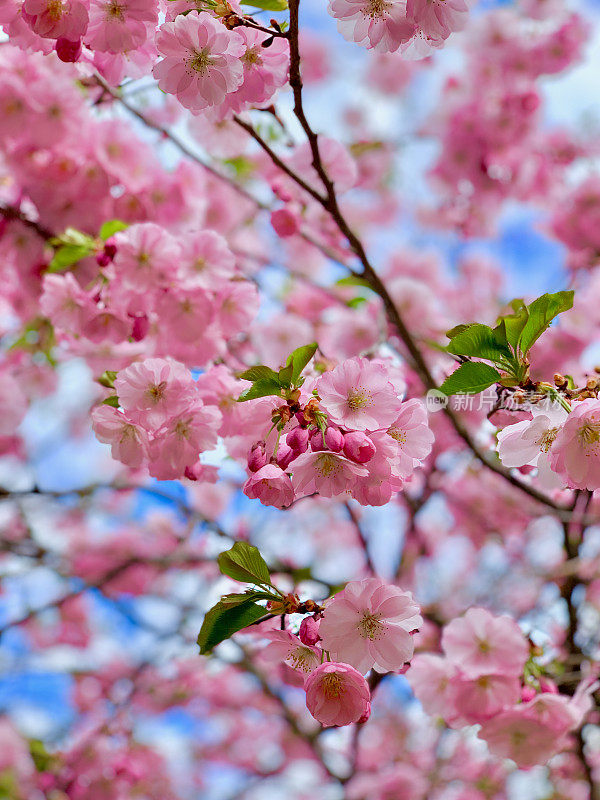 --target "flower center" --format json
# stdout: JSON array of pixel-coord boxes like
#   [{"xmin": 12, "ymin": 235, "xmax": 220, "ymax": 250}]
[
  {"xmin": 358, "ymin": 612, "xmax": 384, "ymax": 640},
  {"xmin": 106, "ymin": 0, "xmax": 125, "ymax": 20},
  {"xmin": 321, "ymin": 673, "xmax": 343, "ymax": 698},
  {"xmin": 188, "ymin": 49, "xmax": 215, "ymax": 76},
  {"xmin": 387, "ymin": 426, "xmax": 407, "ymax": 444},
  {"xmin": 146, "ymin": 381, "xmax": 167, "ymax": 403},
  {"xmin": 347, "ymin": 387, "xmax": 371, "ymax": 411},
  {"xmin": 578, "ymin": 421, "xmax": 600, "ymax": 446},
  {"xmin": 242, "ymin": 47, "xmax": 262, "ymax": 66},
  {"xmin": 364, "ymin": 0, "xmax": 390, "ymax": 18},
  {"xmin": 537, "ymin": 426, "xmax": 559, "ymax": 453},
  {"xmin": 174, "ymin": 419, "xmax": 190, "ymax": 439},
  {"xmin": 288, "ymin": 646, "xmax": 317, "ymax": 672},
  {"xmin": 317, "ymin": 453, "xmax": 342, "ymax": 478},
  {"xmin": 47, "ymin": 0, "xmax": 64, "ymax": 19}
]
